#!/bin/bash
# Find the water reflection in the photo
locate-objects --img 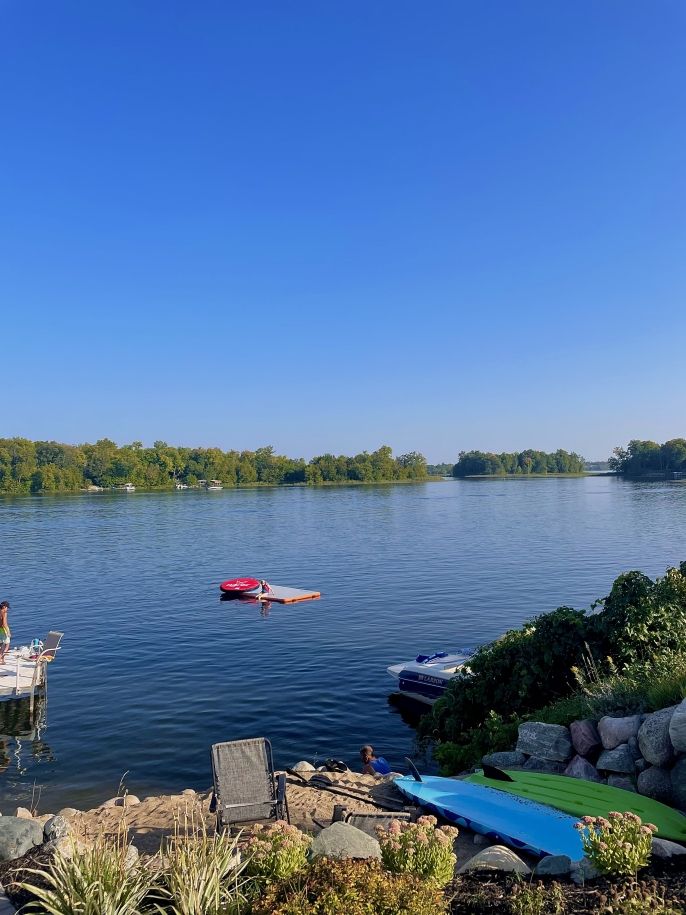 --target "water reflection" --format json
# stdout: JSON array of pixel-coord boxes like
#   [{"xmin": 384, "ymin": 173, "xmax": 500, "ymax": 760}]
[{"xmin": 0, "ymin": 695, "xmax": 53, "ymax": 781}]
